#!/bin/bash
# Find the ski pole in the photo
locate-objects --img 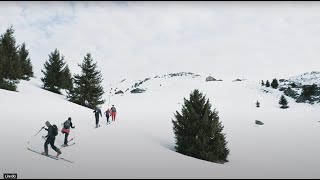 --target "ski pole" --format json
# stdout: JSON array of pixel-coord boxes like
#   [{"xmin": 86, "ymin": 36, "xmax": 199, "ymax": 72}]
[{"xmin": 27, "ymin": 126, "xmax": 45, "ymax": 144}]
